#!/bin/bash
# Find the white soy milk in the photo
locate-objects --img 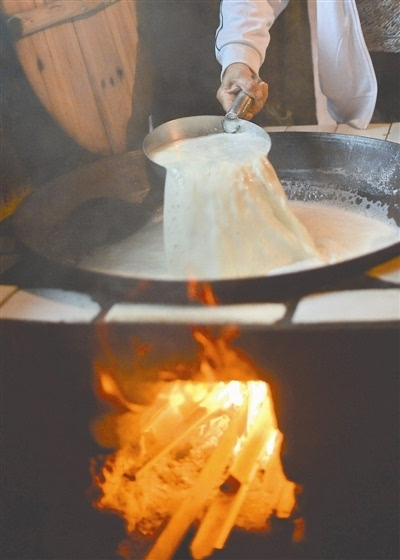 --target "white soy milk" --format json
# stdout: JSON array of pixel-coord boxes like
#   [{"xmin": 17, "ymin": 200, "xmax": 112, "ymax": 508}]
[
  {"xmin": 82, "ymin": 135, "xmax": 399, "ymax": 280},
  {"xmin": 270, "ymin": 201, "xmax": 399, "ymax": 275},
  {"xmin": 152, "ymin": 133, "xmax": 321, "ymax": 279}
]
